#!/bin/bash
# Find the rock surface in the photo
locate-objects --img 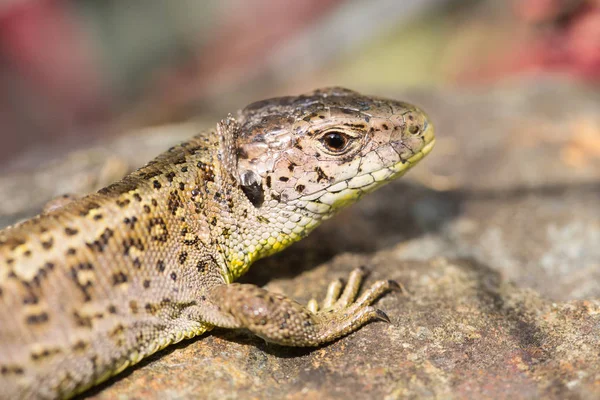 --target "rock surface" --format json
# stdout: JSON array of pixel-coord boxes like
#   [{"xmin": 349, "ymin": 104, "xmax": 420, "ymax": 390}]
[{"xmin": 2, "ymin": 82, "xmax": 599, "ymax": 399}]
